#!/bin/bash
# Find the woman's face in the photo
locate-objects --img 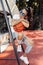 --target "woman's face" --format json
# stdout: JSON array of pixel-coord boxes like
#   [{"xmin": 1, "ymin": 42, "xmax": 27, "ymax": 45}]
[{"xmin": 22, "ymin": 9, "xmax": 27, "ymax": 16}]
